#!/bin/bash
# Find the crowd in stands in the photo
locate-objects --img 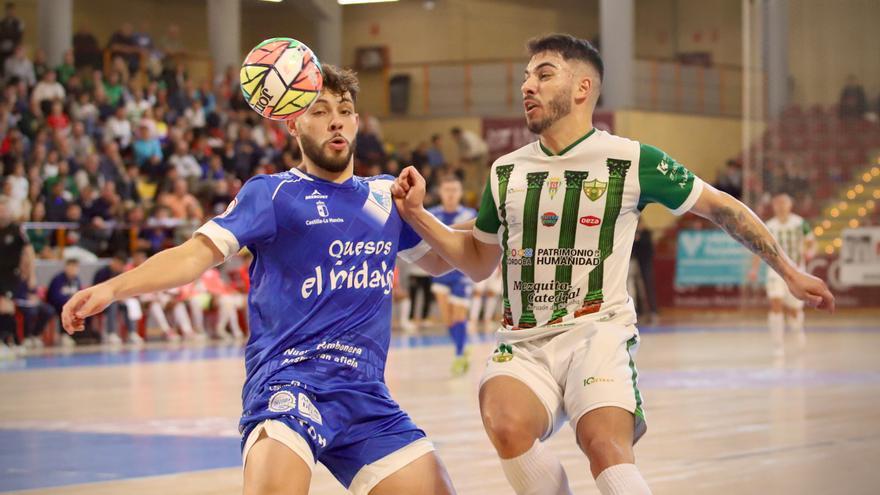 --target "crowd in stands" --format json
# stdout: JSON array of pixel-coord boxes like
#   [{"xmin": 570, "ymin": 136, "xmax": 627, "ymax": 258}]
[{"xmin": 0, "ymin": 4, "xmax": 494, "ymax": 353}]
